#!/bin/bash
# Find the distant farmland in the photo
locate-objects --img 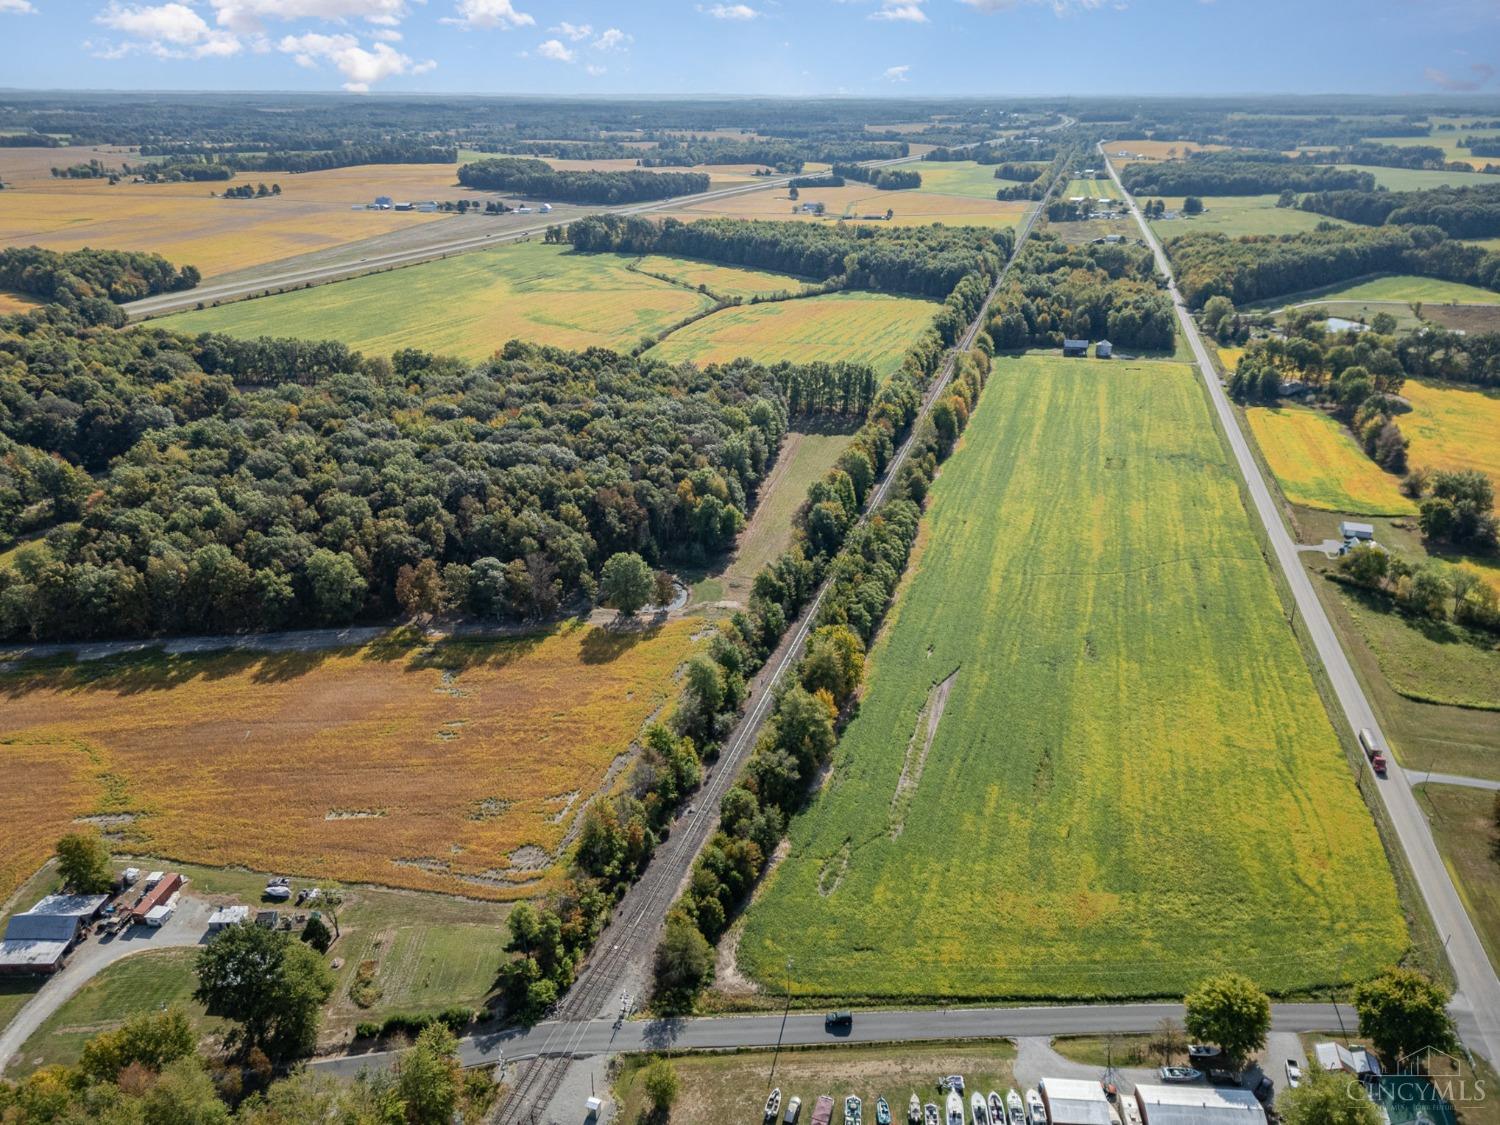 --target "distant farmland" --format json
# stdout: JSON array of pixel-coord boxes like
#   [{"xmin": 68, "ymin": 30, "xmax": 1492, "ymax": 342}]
[
  {"xmin": 1245, "ymin": 405, "xmax": 1416, "ymax": 516},
  {"xmin": 738, "ymin": 356, "xmax": 1407, "ymax": 1001},
  {"xmin": 645, "ymin": 291, "xmax": 937, "ymax": 377},
  {"xmin": 159, "ymin": 243, "xmax": 752, "ymax": 361},
  {"xmin": 1402, "ymin": 380, "xmax": 1500, "ymax": 491},
  {"xmin": 0, "ymin": 619, "xmax": 704, "ymax": 901}
]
